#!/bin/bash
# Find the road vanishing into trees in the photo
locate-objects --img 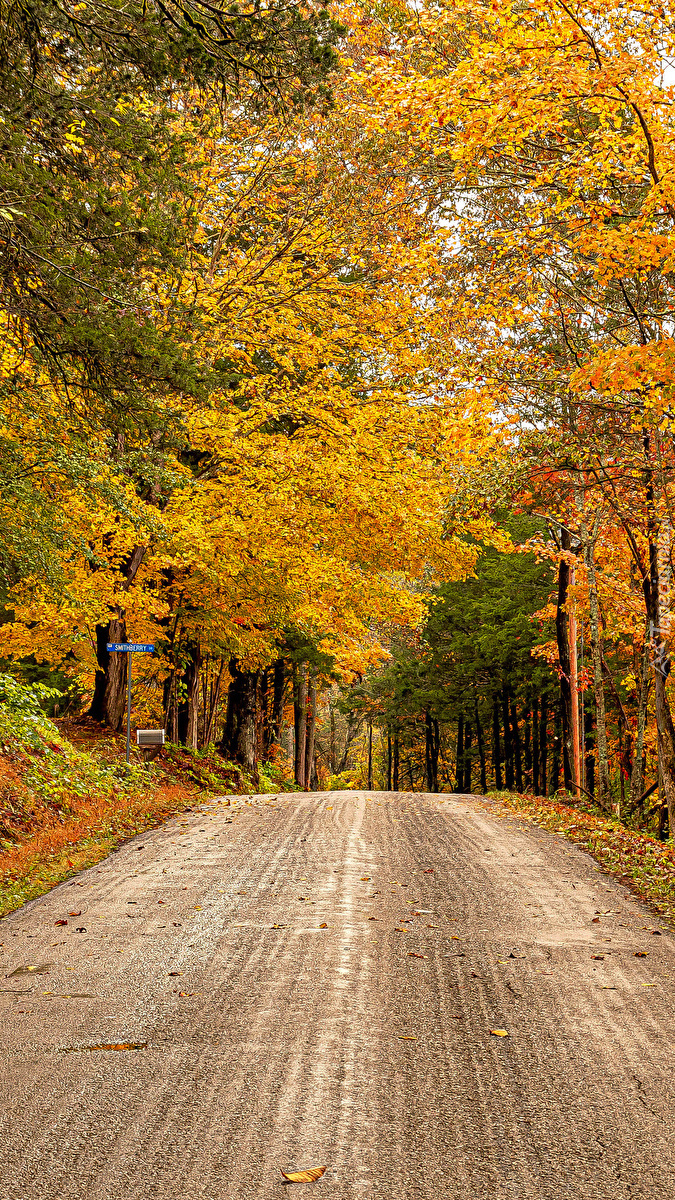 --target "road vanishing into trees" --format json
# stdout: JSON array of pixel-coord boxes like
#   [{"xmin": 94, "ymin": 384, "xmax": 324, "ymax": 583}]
[{"xmin": 1, "ymin": 790, "xmax": 674, "ymax": 1199}]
